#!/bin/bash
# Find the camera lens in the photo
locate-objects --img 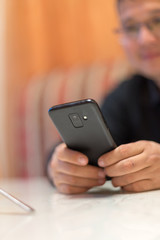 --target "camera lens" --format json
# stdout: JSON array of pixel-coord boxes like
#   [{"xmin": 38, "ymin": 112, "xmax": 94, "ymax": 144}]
[
  {"xmin": 69, "ymin": 113, "xmax": 83, "ymax": 128},
  {"xmin": 73, "ymin": 115, "xmax": 78, "ymax": 120}
]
